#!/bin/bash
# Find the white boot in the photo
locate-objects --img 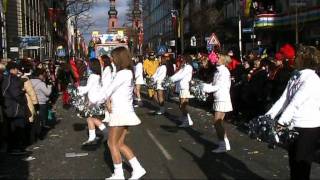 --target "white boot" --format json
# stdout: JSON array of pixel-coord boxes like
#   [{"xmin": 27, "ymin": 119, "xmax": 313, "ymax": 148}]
[
  {"xmin": 106, "ymin": 164, "xmax": 125, "ymax": 180},
  {"xmin": 224, "ymin": 138, "xmax": 231, "ymax": 151},
  {"xmin": 129, "ymin": 157, "xmax": 146, "ymax": 180},
  {"xmin": 187, "ymin": 113, "xmax": 193, "ymax": 126}
]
